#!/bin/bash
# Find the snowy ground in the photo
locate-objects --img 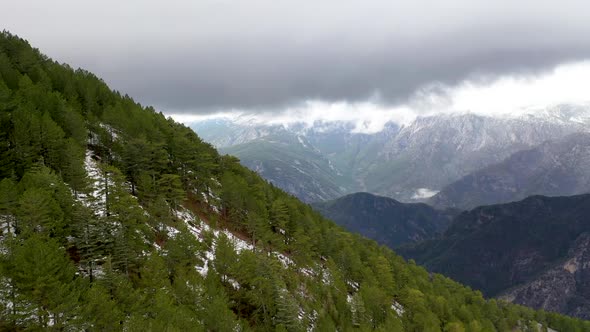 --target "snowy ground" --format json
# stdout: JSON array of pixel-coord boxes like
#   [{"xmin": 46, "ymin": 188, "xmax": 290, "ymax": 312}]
[
  {"xmin": 78, "ymin": 150, "xmax": 107, "ymax": 216},
  {"xmin": 175, "ymin": 207, "xmax": 254, "ymax": 277}
]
